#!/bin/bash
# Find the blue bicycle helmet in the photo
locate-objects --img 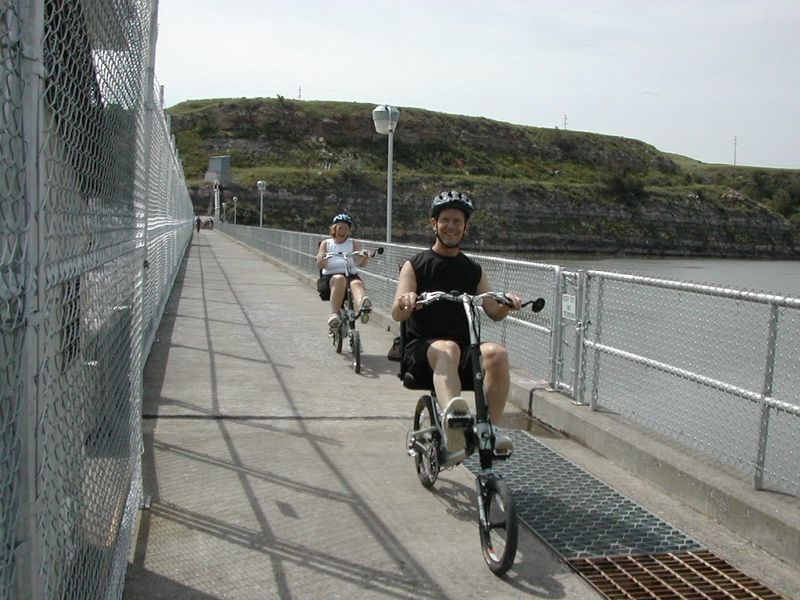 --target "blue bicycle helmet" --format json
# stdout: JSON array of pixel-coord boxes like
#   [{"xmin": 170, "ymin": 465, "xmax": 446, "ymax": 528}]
[
  {"xmin": 431, "ymin": 191, "xmax": 473, "ymax": 219},
  {"xmin": 332, "ymin": 213, "xmax": 353, "ymax": 226}
]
